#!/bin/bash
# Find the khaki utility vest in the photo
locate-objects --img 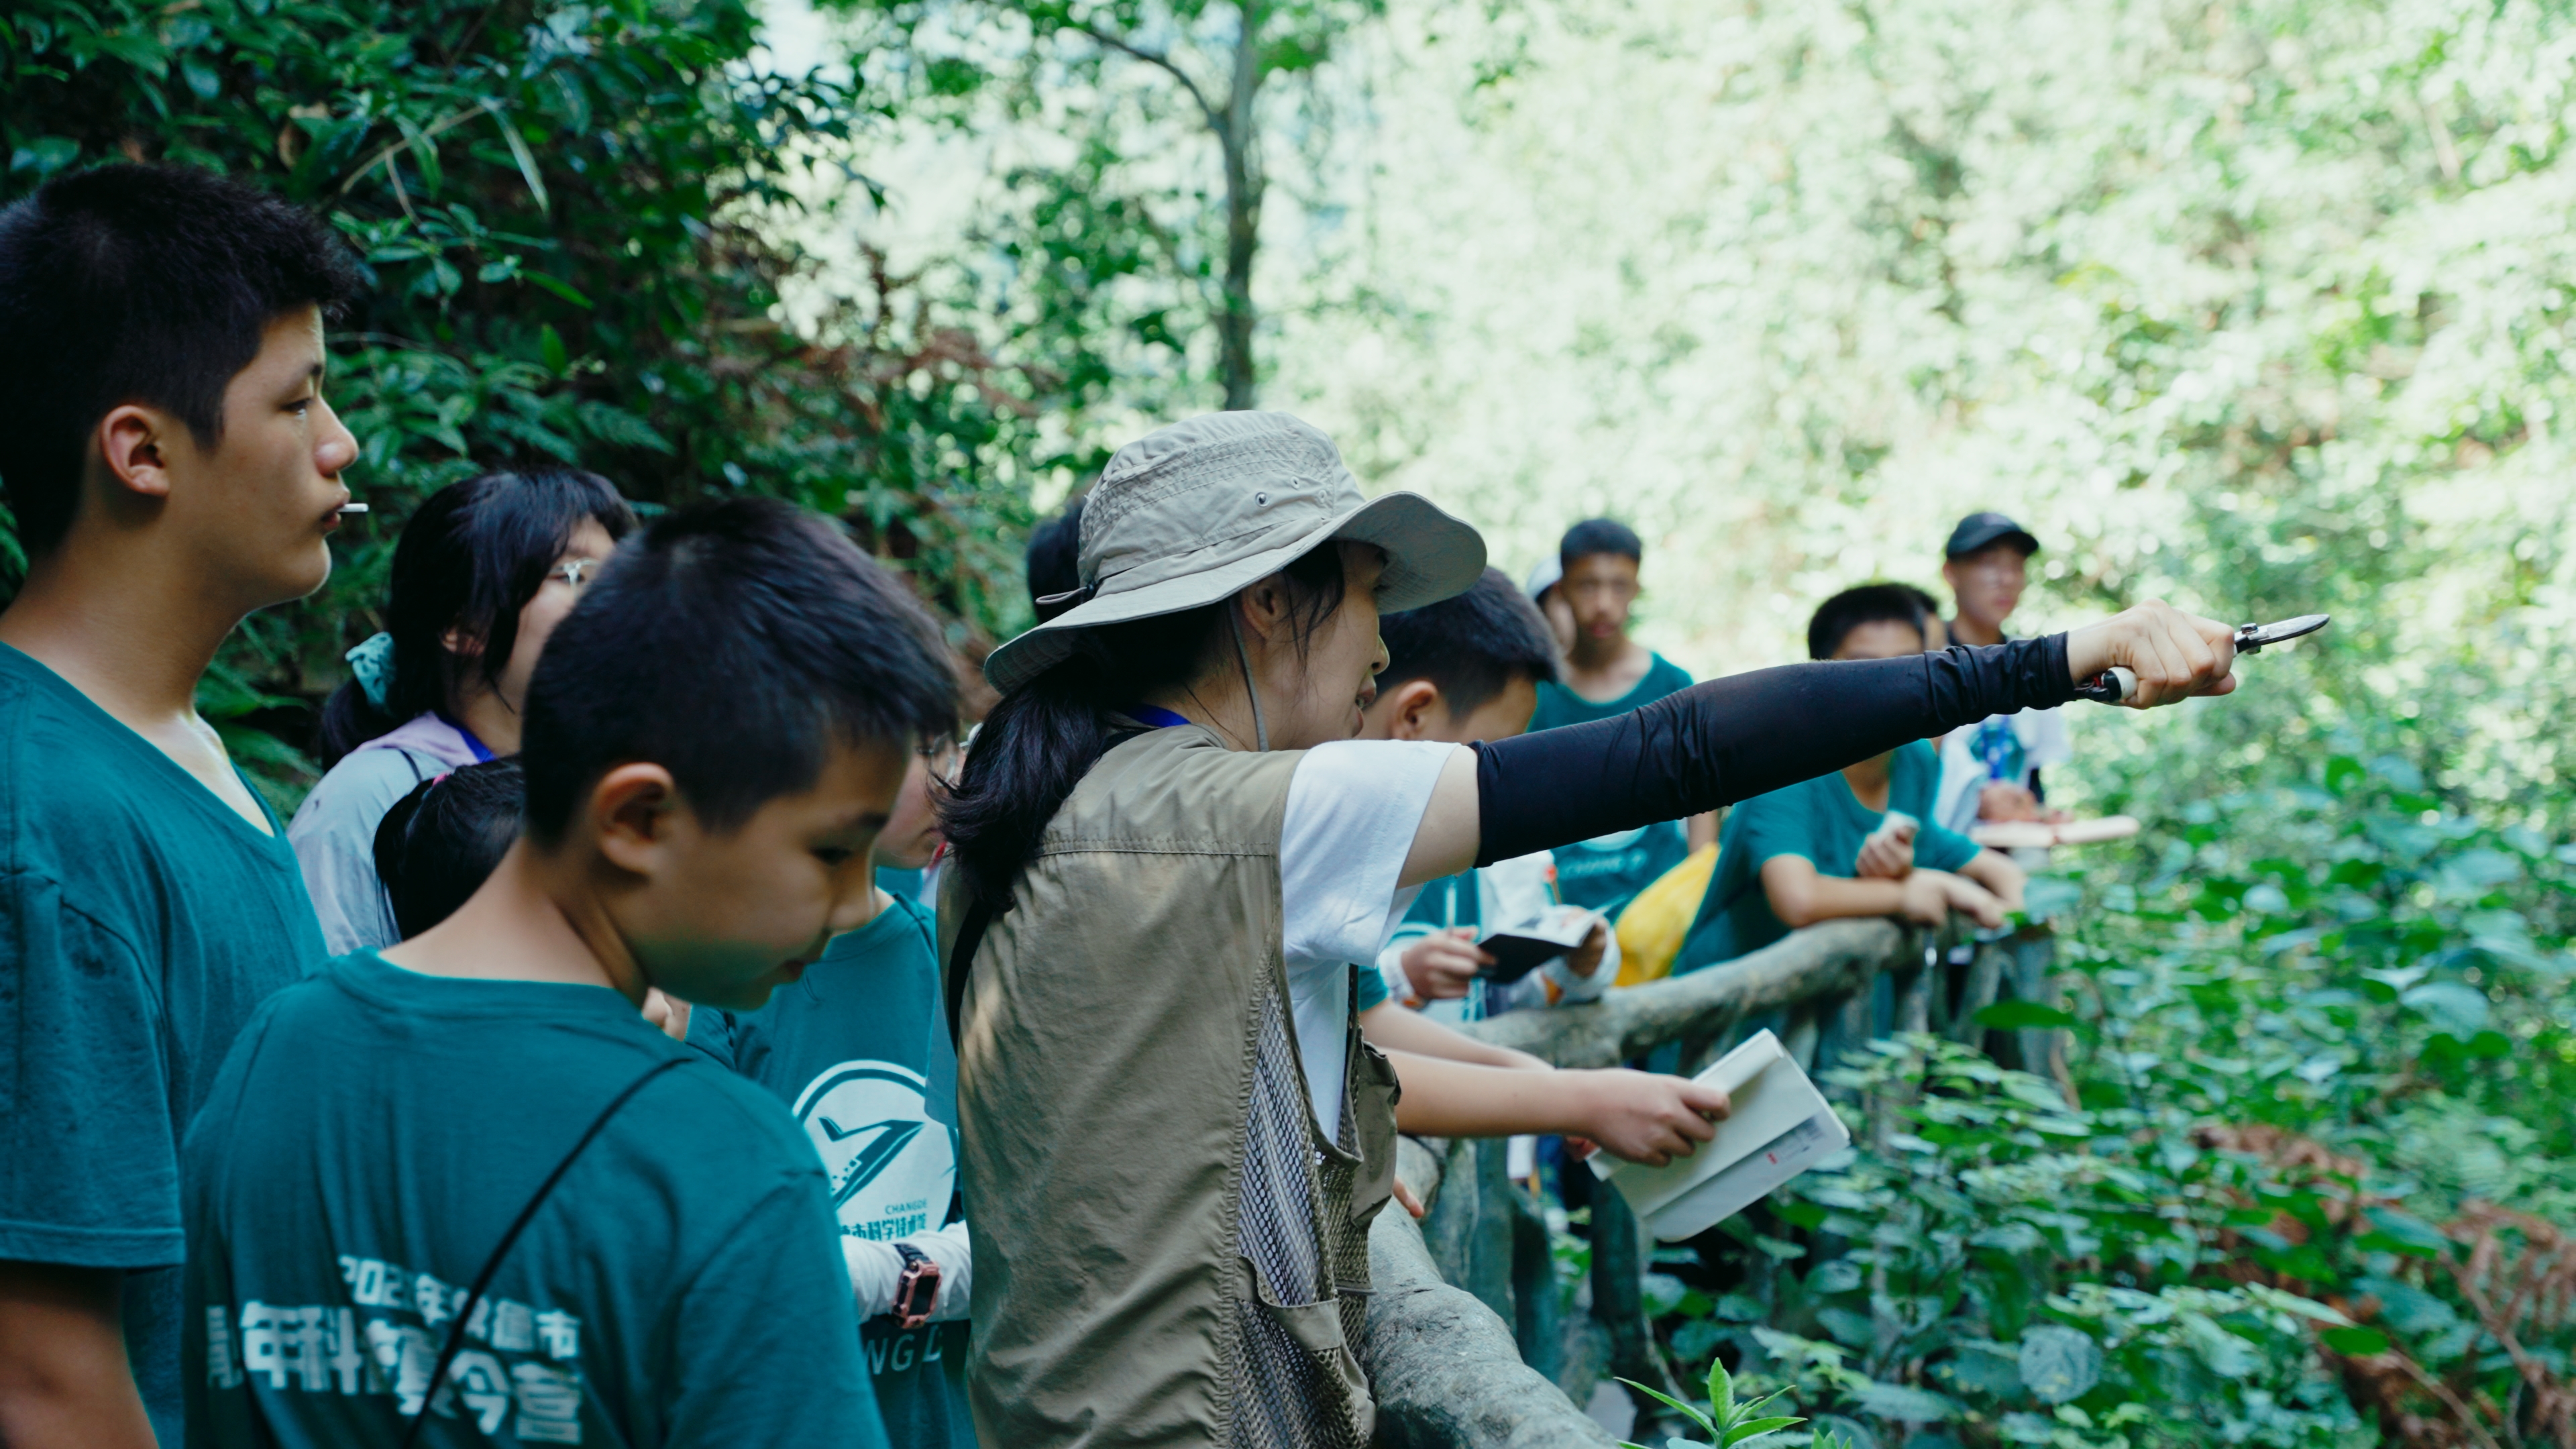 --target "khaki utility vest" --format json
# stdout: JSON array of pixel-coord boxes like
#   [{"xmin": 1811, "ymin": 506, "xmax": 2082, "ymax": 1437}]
[{"xmin": 944, "ymin": 722, "xmax": 1401, "ymax": 1448}]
